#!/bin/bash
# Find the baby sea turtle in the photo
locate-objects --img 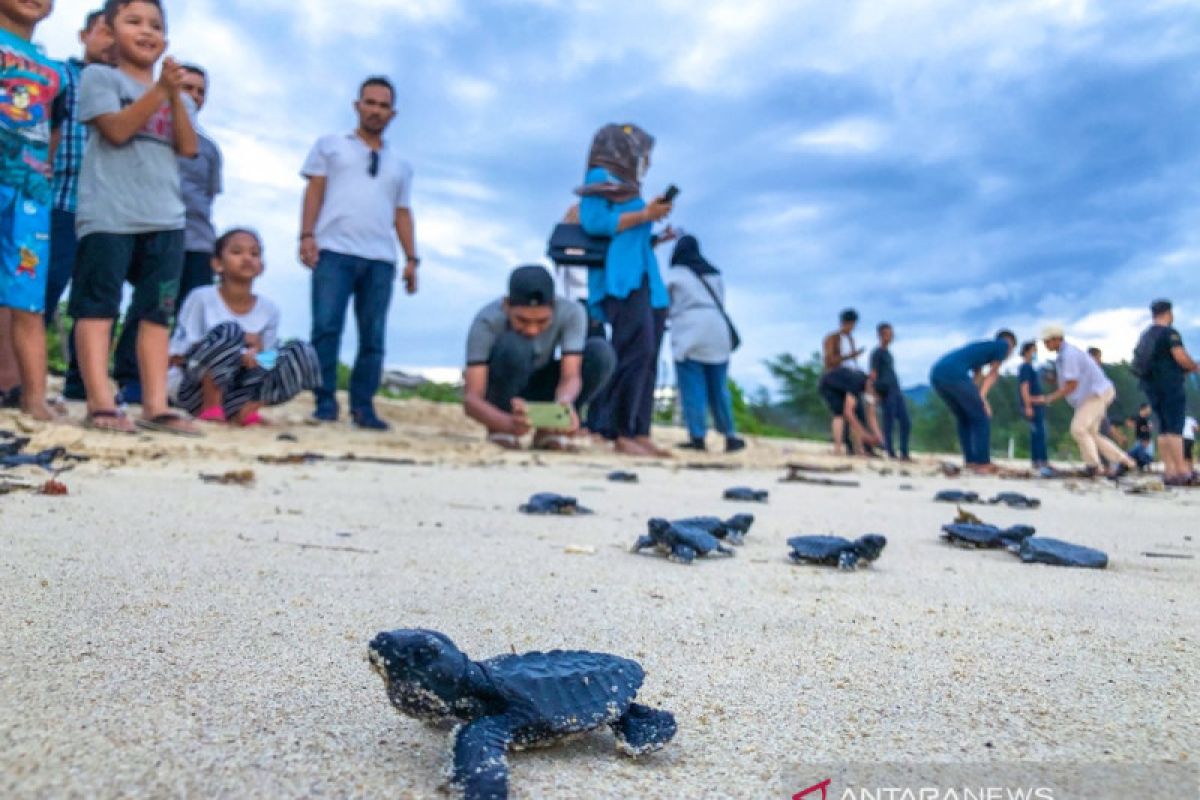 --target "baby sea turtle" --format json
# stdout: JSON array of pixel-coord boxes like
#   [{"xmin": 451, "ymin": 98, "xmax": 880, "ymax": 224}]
[
  {"xmin": 519, "ymin": 493, "xmax": 593, "ymax": 515},
  {"xmin": 989, "ymin": 492, "xmax": 1041, "ymax": 509},
  {"xmin": 671, "ymin": 513, "xmax": 755, "ymax": 545},
  {"xmin": 1018, "ymin": 537, "xmax": 1108, "ymax": 569},
  {"xmin": 941, "ymin": 523, "xmax": 1036, "ymax": 549},
  {"xmin": 724, "ymin": 487, "xmax": 769, "ymax": 503},
  {"xmin": 787, "ymin": 534, "xmax": 887, "ymax": 570},
  {"xmin": 607, "ymin": 471, "xmax": 639, "ymax": 483},
  {"xmin": 369, "ymin": 629, "xmax": 676, "ymax": 800},
  {"xmin": 935, "ymin": 489, "xmax": 982, "ymax": 504},
  {"xmin": 632, "ymin": 518, "xmax": 735, "ymax": 564}
]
